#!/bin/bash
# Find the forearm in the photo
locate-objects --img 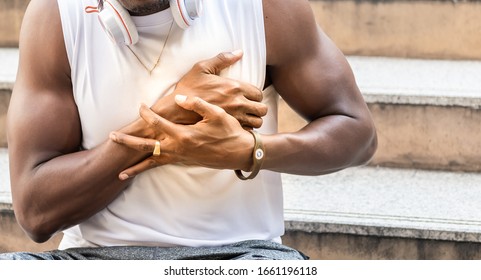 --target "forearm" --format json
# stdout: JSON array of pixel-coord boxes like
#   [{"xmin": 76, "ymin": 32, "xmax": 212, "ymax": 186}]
[
  {"xmin": 14, "ymin": 133, "xmax": 148, "ymax": 243},
  {"xmin": 262, "ymin": 115, "xmax": 377, "ymax": 175}
]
